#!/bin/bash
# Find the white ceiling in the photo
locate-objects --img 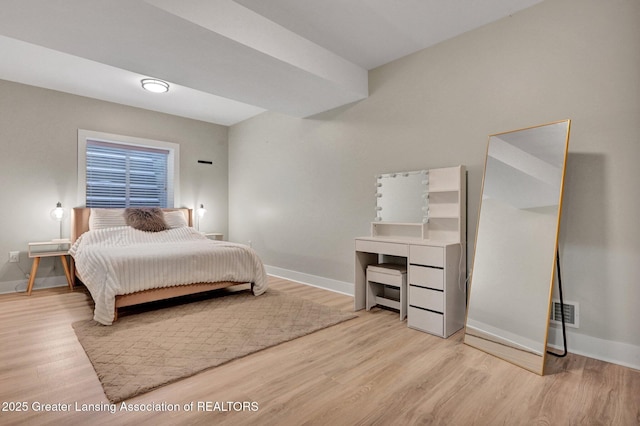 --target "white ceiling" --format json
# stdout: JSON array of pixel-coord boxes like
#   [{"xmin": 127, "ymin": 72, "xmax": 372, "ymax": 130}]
[{"xmin": 0, "ymin": 0, "xmax": 542, "ymax": 126}]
